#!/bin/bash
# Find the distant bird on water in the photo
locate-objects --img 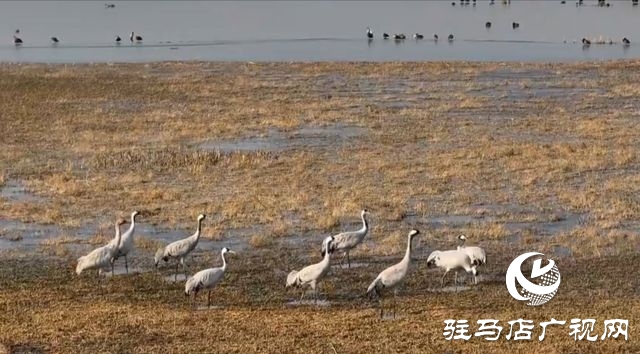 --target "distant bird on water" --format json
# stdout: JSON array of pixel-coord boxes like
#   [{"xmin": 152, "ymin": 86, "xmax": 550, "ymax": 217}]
[
  {"xmin": 382, "ymin": 33, "xmax": 389, "ymax": 39},
  {"xmin": 115, "ymin": 35, "xmax": 122, "ymax": 43},
  {"xmin": 622, "ymin": 37, "xmax": 631, "ymax": 46},
  {"xmin": 448, "ymin": 34, "xmax": 454, "ymax": 42},
  {"xmin": 13, "ymin": 35, "xmax": 22, "ymax": 45},
  {"xmin": 393, "ymin": 33, "xmax": 406, "ymax": 40},
  {"xmin": 512, "ymin": 22, "xmax": 520, "ymax": 29},
  {"xmin": 413, "ymin": 33, "xmax": 424, "ymax": 40},
  {"xmin": 366, "ymin": 27, "xmax": 374, "ymax": 39},
  {"xmin": 486, "ymin": 21, "xmax": 492, "ymax": 29},
  {"xmin": 582, "ymin": 38, "xmax": 591, "ymax": 46},
  {"xmin": 130, "ymin": 31, "xmax": 143, "ymax": 42},
  {"xmin": 51, "ymin": 37, "xmax": 59, "ymax": 44},
  {"xmin": 434, "ymin": 34, "xmax": 439, "ymax": 42}
]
